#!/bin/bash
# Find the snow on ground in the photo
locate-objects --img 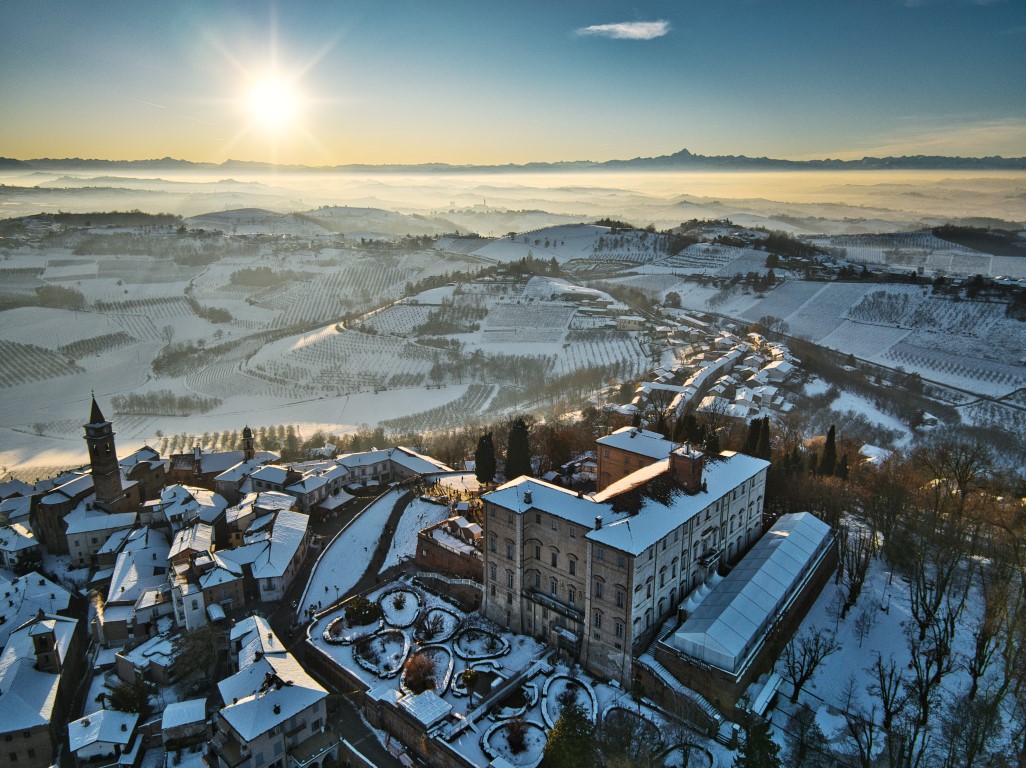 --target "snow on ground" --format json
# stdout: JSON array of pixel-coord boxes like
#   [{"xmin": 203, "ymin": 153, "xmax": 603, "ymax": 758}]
[
  {"xmin": 829, "ymin": 390, "xmax": 912, "ymax": 443},
  {"xmin": 378, "ymin": 497, "xmax": 451, "ymax": 575},
  {"xmin": 803, "ymin": 377, "xmax": 832, "ymax": 397},
  {"xmin": 772, "ymin": 549, "xmax": 985, "ymax": 757},
  {"xmin": 300, "ymin": 488, "xmax": 402, "ymax": 614},
  {"xmin": 435, "ymin": 472, "xmax": 482, "ymax": 494}
]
